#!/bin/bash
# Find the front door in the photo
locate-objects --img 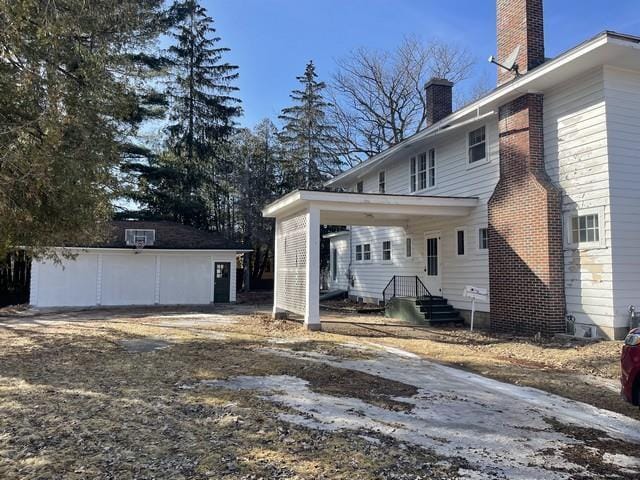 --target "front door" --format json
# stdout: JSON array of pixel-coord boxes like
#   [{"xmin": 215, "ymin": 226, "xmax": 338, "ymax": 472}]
[
  {"xmin": 424, "ymin": 233, "xmax": 442, "ymax": 295},
  {"xmin": 214, "ymin": 262, "xmax": 231, "ymax": 303}
]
